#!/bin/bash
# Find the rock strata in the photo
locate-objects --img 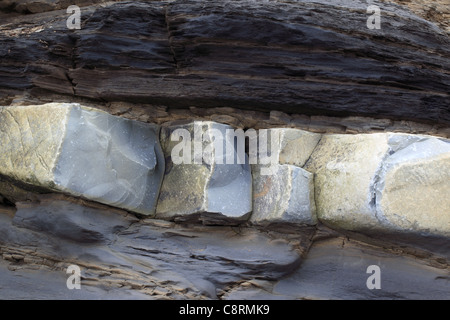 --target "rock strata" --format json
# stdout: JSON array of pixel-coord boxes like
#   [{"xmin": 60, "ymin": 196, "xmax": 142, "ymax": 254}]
[
  {"xmin": 0, "ymin": 0, "xmax": 449, "ymax": 301},
  {"xmin": 0, "ymin": 197, "xmax": 304, "ymax": 299},
  {"xmin": 0, "ymin": 0, "xmax": 448, "ymax": 125}
]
